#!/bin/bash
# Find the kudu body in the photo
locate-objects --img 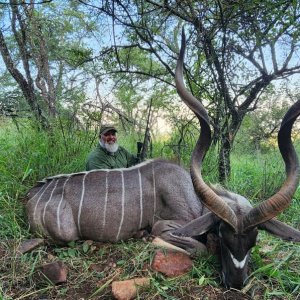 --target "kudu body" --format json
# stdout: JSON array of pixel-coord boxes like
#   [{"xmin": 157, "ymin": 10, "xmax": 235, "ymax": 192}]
[
  {"xmin": 26, "ymin": 30, "xmax": 300, "ymax": 289},
  {"xmin": 26, "ymin": 159, "xmax": 208, "ymax": 252}
]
